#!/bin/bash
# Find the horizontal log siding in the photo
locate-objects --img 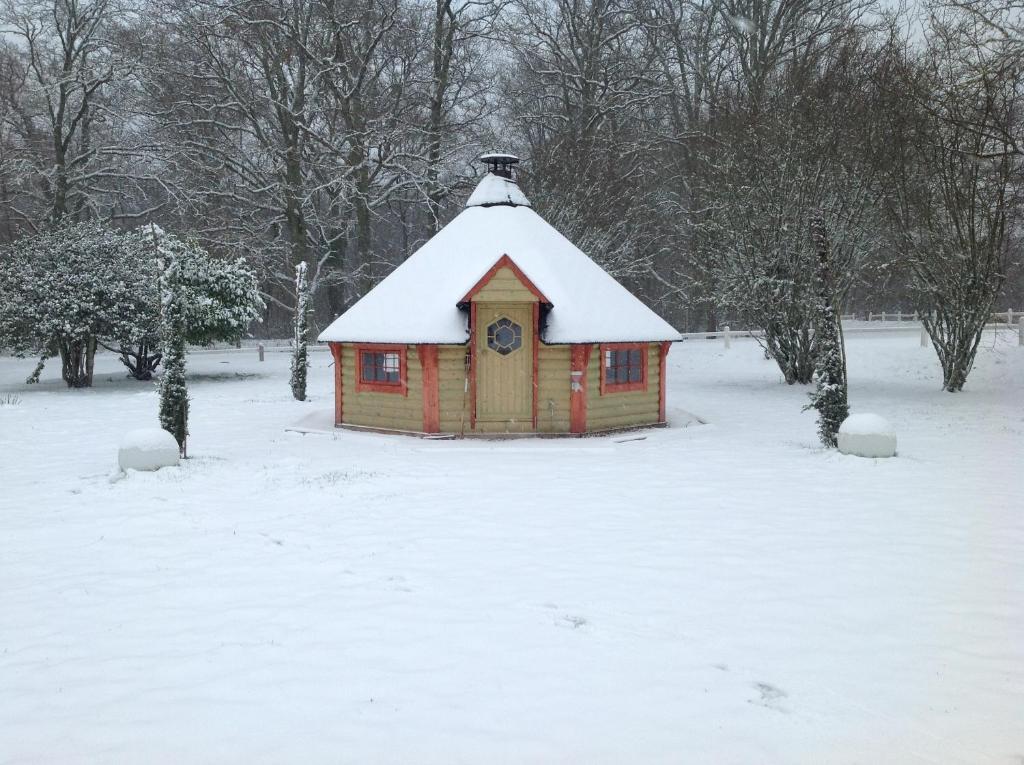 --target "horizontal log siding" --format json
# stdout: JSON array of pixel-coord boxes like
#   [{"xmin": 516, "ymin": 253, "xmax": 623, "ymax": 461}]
[
  {"xmin": 536, "ymin": 344, "xmax": 571, "ymax": 432},
  {"xmin": 471, "ymin": 267, "xmax": 537, "ymax": 302},
  {"xmin": 586, "ymin": 343, "xmax": 660, "ymax": 431},
  {"xmin": 438, "ymin": 345, "xmax": 472, "ymax": 433},
  {"xmin": 341, "ymin": 344, "xmax": 424, "ymax": 432}
]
